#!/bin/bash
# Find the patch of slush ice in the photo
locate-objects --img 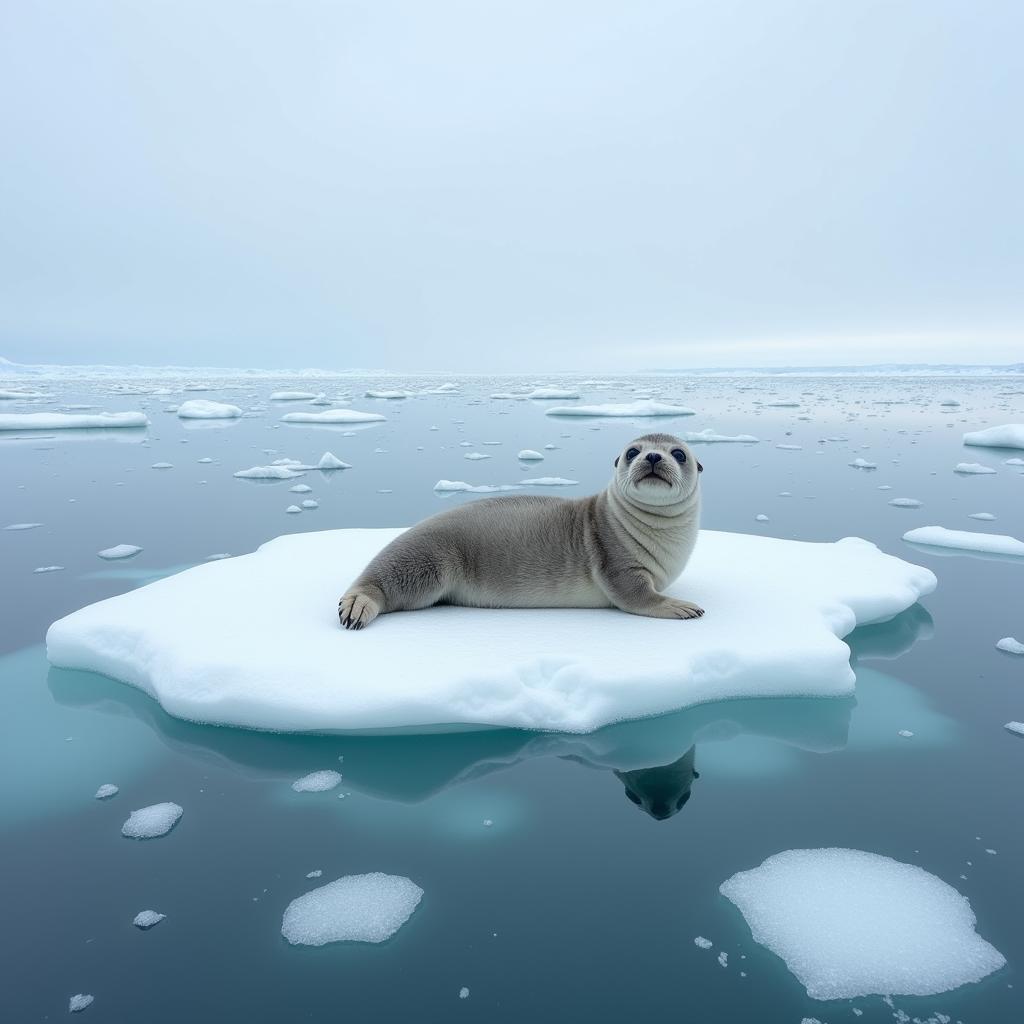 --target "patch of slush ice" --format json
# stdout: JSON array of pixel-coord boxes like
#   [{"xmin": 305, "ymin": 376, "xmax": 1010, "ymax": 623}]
[
  {"xmin": 0, "ymin": 411, "xmax": 148, "ymax": 430},
  {"xmin": 176, "ymin": 400, "xmax": 242, "ymax": 419},
  {"xmin": 133, "ymin": 910, "xmax": 166, "ymax": 929},
  {"xmin": 234, "ymin": 465, "xmax": 305, "ymax": 480},
  {"xmin": 281, "ymin": 410, "xmax": 385, "ymax": 424},
  {"xmin": 69, "ymin": 994, "xmax": 94, "ymax": 1013},
  {"xmin": 4, "ymin": 522, "xmax": 42, "ymax": 530},
  {"xmin": 292, "ymin": 770, "xmax": 342, "ymax": 792},
  {"xmin": 545, "ymin": 400, "xmax": 695, "ymax": 417},
  {"xmin": 684, "ymin": 429, "xmax": 759, "ymax": 443},
  {"xmin": 517, "ymin": 449, "xmax": 544, "ymax": 460},
  {"xmin": 94, "ymin": 784, "xmax": 119, "ymax": 799},
  {"xmin": 903, "ymin": 526, "xmax": 1024, "ymax": 558},
  {"xmin": 434, "ymin": 480, "xmax": 522, "ymax": 493},
  {"xmin": 953, "ymin": 462, "xmax": 996, "ymax": 474},
  {"xmin": 97, "ymin": 545, "xmax": 142, "ymax": 560},
  {"xmin": 962, "ymin": 424, "xmax": 1024, "ymax": 449},
  {"xmin": 317, "ymin": 452, "xmax": 351, "ymax": 470},
  {"xmin": 719, "ymin": 848, "xmax": 1005, "ymax": 999},
  {"xmin": 121, "ymin": 802, "xmax": 183, "ymax": 839},
  {"xmin": 270, "ymin": 391, "xmax": 317, "ymax": 400},
  {"xmin": 996, "ymin": 637, "xmax": 1024, "ymax": 655},
  {"xmin": 888, "ymin": 499, "xmax": 921, "ymax": 508},
  {"xmin": 520, "ymin": 477, "xmax": 578, "ymax": 486},
  {"xmin": 1005, "ymin": 722, "xmax": 1024, "ymax": 737},
  {"xmin": 281, "ymin": 873, "xmax": 423, "ymax": 945},
  {"xmin": 46, "ymin": 528, "xmax": 936, "ymax": 733}
]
